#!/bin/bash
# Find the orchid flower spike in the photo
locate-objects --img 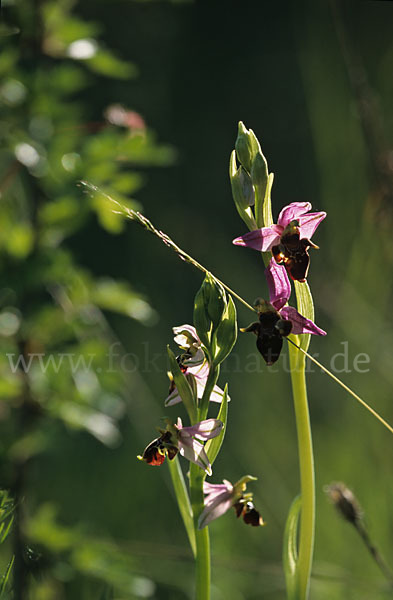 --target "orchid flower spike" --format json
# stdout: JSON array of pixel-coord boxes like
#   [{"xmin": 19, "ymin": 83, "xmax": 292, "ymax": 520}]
[
  {"xmin": 165, "ymin": 324, "xmax": 229, "ymax": 407},
  {"xmin": 198, "ymin": 475, "xmax": 264, "ymax": 529},
  {"xmin": 137, "ymin": 417, "xmax": 223, "ymax": 476},
  {"xmin": 241, "ymin": 259, "xmax": 326, "ymax": 365},
  {"xmin": 233, "ymin": 202, "xmax": 326, "ymax": 282}
]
